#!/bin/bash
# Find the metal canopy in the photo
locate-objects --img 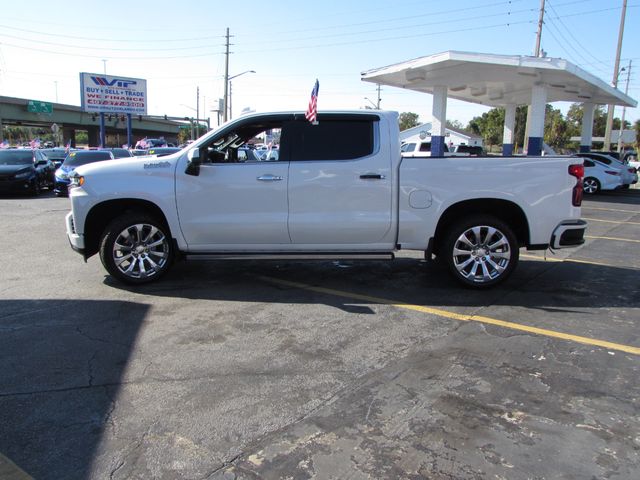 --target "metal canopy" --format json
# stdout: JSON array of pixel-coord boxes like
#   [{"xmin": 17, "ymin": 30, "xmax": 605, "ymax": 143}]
[{"xmin": 361, "ymin": 51, "xmax": 637, "ymax": 108}]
